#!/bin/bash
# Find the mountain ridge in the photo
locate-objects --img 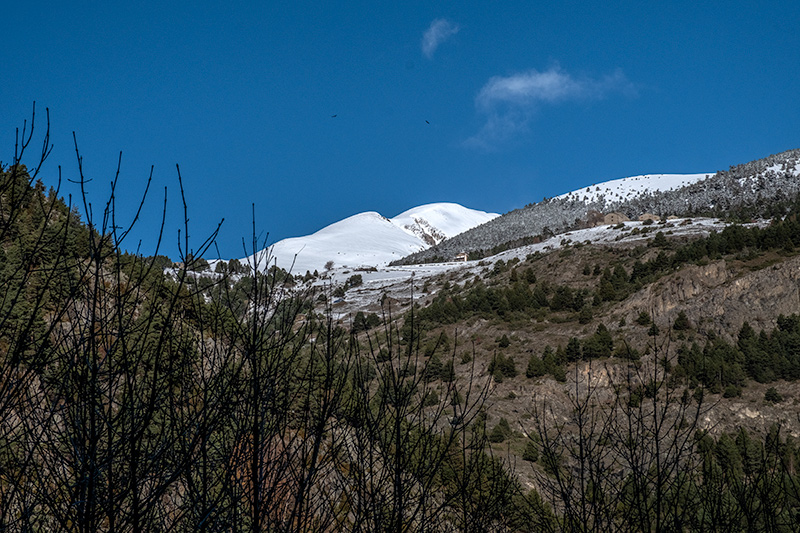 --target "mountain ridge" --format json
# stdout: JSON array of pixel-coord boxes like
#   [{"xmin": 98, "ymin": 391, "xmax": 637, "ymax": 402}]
[
  {"xmin": 395, "ymin": 148, "xmax": 800, "ymax": 265},
  {"xmin": 231, "ymin": 148, "xmax": 800, "ymax": 274}
]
